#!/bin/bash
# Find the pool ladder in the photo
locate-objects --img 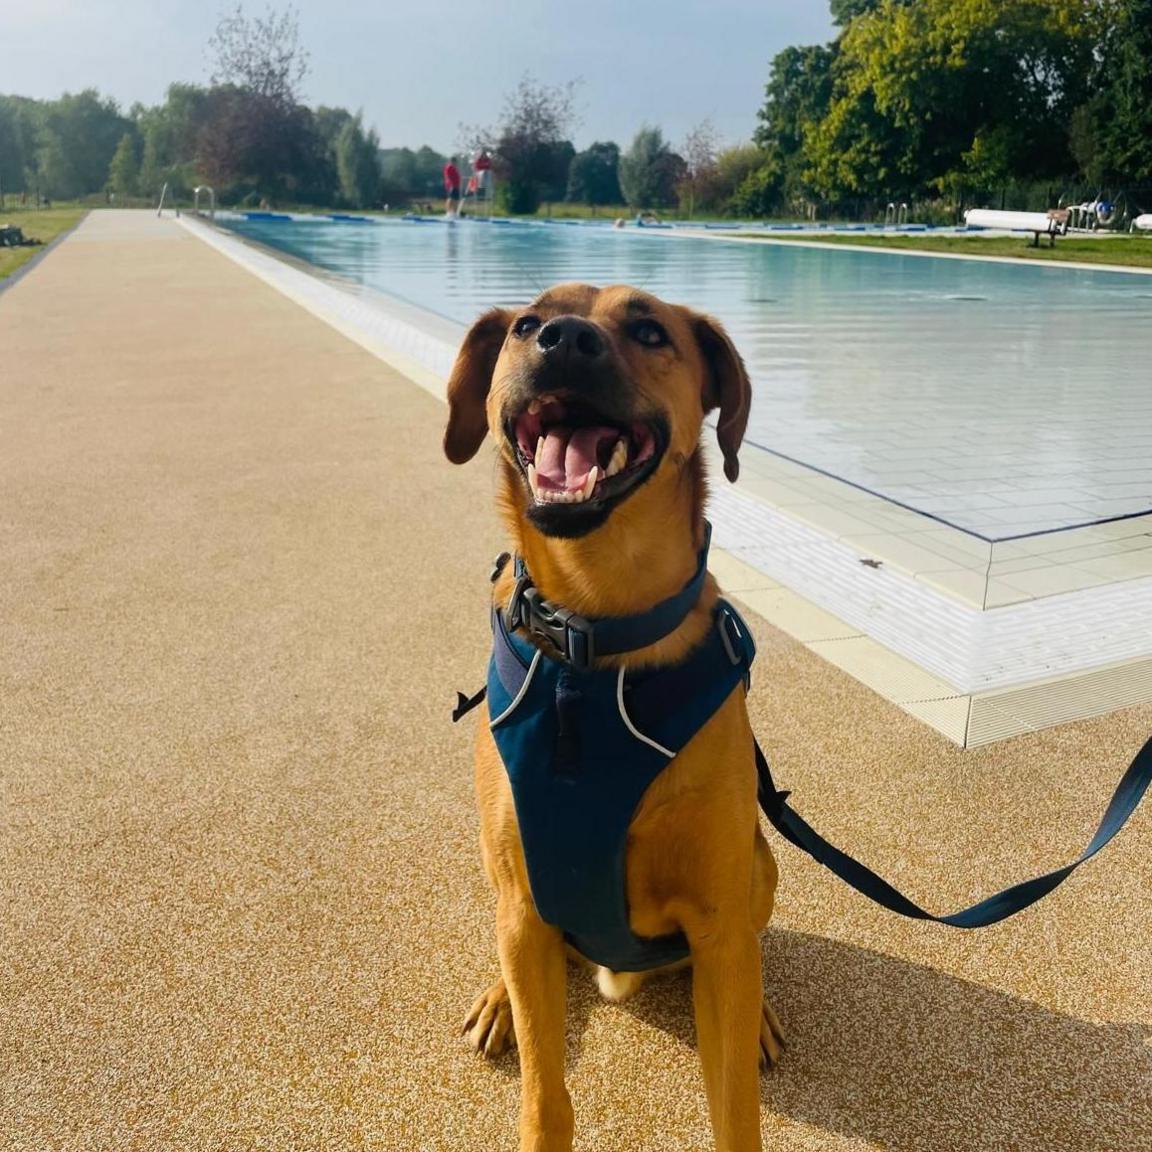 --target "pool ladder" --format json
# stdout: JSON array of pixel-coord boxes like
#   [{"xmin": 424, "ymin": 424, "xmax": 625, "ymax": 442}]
[
  {"xmin": 155, "ymin": 183, "xmax": 215, "ymax": 219},
  {"xmin": 193, "ymin": 186, "xmax": 216, "ymax": 219},
  {"xmin": 884, "ymin": 202, "xmax": 909, "ymax": 228}
]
